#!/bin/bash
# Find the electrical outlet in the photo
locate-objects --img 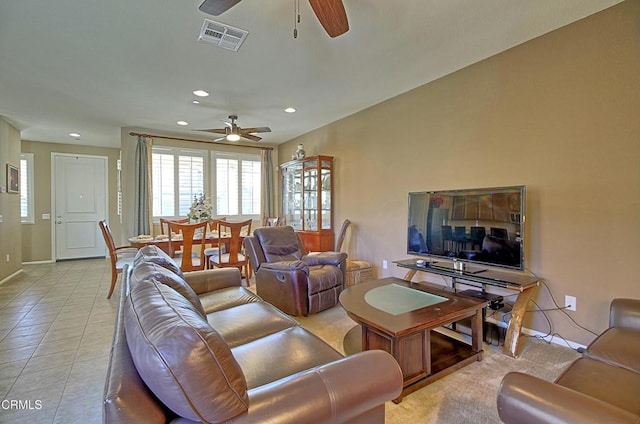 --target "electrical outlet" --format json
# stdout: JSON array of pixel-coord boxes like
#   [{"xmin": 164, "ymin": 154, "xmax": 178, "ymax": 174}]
[
  {"xmin": 565, "ymin": 295, "xmax": 576, "ymax": 312},
  {"xmin": 382, "ymin": 260, "xmax": 388, "ymax": 269},
  {"xmin": 5, "ymin": 254, "xmax": 10, "ymax": 263}
]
